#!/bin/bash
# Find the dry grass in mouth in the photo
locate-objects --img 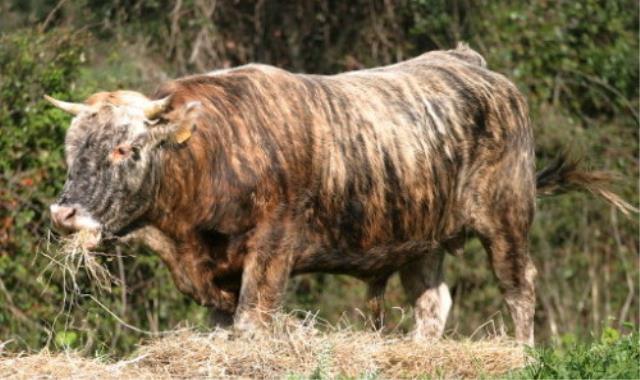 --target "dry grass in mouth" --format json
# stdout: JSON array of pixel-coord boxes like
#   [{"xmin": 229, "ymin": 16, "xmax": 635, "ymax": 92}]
[
  {"xmin": 42, "ymin": 229, "xmax": 117, "ymax": 296},
  {"xmin": 0, "ymin": 314, "xmax": 528, "ymax": 379}
]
